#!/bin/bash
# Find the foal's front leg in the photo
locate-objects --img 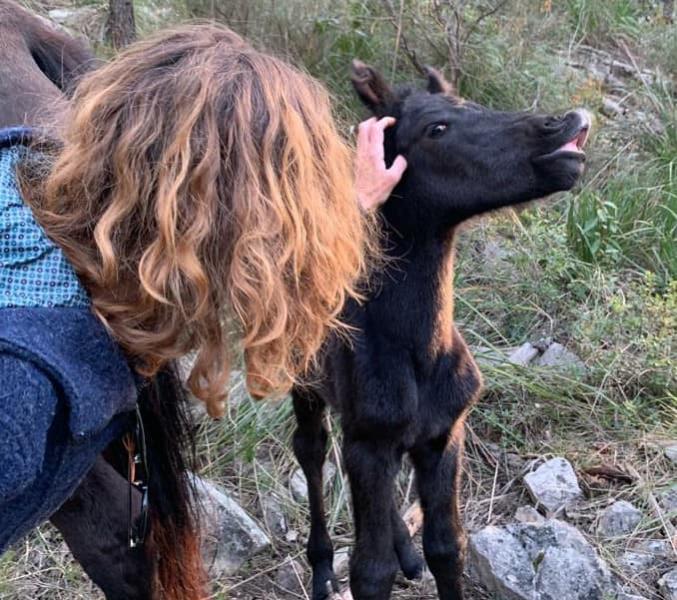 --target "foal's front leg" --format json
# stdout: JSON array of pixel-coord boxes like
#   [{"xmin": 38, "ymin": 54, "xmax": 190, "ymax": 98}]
[
  {"xmin": 343, "ymin": 436, "xmax": 400, "ymax": 600},
  {"xmin": 410, "ymin": 428, "xmax": 466, "ymax": 600}
]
